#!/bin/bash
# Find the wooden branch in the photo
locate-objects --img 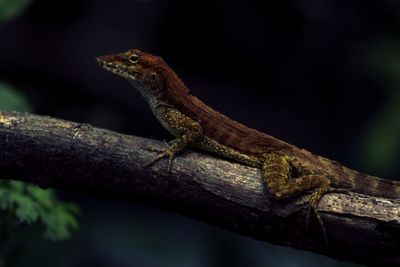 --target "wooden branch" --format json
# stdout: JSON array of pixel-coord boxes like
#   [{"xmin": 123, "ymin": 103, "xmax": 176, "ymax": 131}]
[{"xmin": 0, "ymin": 111, "xmax": 398, "ymax": 266}]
